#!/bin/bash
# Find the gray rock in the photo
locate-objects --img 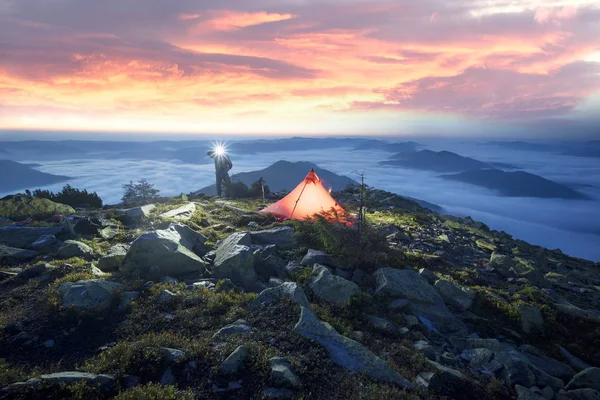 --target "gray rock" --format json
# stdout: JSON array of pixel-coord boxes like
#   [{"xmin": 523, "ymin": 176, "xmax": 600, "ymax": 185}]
[
  {"xmin": 44, "ymin": 339, "xmax": 55, "ymax": 348},
  {"xmin": 352, "ymin": 268, "xmax": 365, "ymax": 285},
  {"xmin": 14, "ymin": 263, "xmax": 53, "ymax": 281},
  {"xmin": 301, "ymin": 249, "xmax": 330, "ymax": 266},
  {"xmin": 0, "ymin": 226, "xmax": 64, "ymax": 248},
  {"xmin": 57, "ymin": 240, "xmax": 94, "ymax": 259},
  {"xmin": 213, "ymin": 232, "xmax": 262, "ymax": 292},
  {"xmin": 159, "ymin": 367, "xmax": 176, "ymax": 385},
  {"xmin": 560, "ymin": 389, "xmax": 600, "ymax": 400},
  {"xmin": 118, "ymin": 291, "xmax": 139, "ymax": 310},
  {"xmin": 555, "ymin": 302, "xmax": 600, "ymax": 323},
  {"xmin": 160, "ymin": 347, "xmax": 187, "ymax": 362},
  {"xmin": 388, "ymin": 298, "xmax": 410, "ymax": 310},
  {"xmin": 559, "ymin": 346, "xmax": 592, "ymax": 372},
  {"xmin": 270, "ymin": 357, "xmax": 302, "ymax": 388},
  {"xmin": 213, "ymin": 319, "xmax": 251, "ymax": 338},
  {"xmin": 309, "ymin": 264, "xmax": 361, "ymax": 306},
  {"xmin": 116, "ymin": 204, "xmax": 156, "ymax": 225},
  {"xmin": 366, "ymin": 315, "xmax": 399, "ymax": 335},
  {"xmin": 59, "ymin": 279, "xmax": 124, "ymax": 309},
  {"xmin": 157, "ymin": 290, "xmax": 177, "ymax": 303},
  {"xmin": 414, "ymin": 340, "xmax": 437, "ymax": 360},
  {"xmin": 61, "ymin": 215, "xmax": 112, "ymax": 237},
  {"xmin": 0, "ymin": 245, "xmax": 38, "ymax": 263},
  {"xmin": 566, "ymin": 368, "xmax": 600, "ymax": 391},
  {"xmin": 120, "ymin": 223, "xmax": 209, "ymax": 278},
  {"xmin": 515, "ymin": 385, "xmax": 547, "ymax": 400},
  {"xmin": 434, "ymin": 279, "xmax": 475, "ymax": 311},
  {"xmin": 250, "ymin": 282, "xmax": 311, "ymax": 309},
  {"xmin": 97, "ymin": 244, "xmax": 129, "ymax": 272},
  {"xmin": 293, "ymin": 306, "xmax": 412, "ymax": 388},
  {"xmin": 494, "ymin": 350, "xmax": 565, "ymax": 391},
  {"xmin": 29, "ymin": 234, "xmax": 62, "ymax": 253},
  {"xmin": 253, "ymin": 245, "xmax": 286, "ymax": 280},
  {"xmin": 249, "ymin": 227, "xmax": 296, "ymax": 249},
  {"xmin": 160, "ymin": 203, "xmax": 196, "ymax": 221},
  {"xmin": 373, "ymin": 268, "xmax": 443, "ymax": 304},
  {"xmin": 6, "ymin": 372, "xmax": 116, "ymax": 391},
  {"xmin": 517, "ymin": 304, "xmax": 545, "ymax": 334},
  {"xmin": 218, "ymin": 345, "xmax": 249, "ymax": 375},
  {"xmin": 415, "ymin": 360, "xmax": 465, "ymax": 394},
  {"xmin": 522, "ymin": 352, "xmax": 574, "ymax": 381},
  {"xmin": 419, "ymin": 268, "xmax": 437, "ymax": 284},
  {"xmin": 542, "ymin": 386, "xmax": 555, "ymax": 400},
  {"xmin": 99, "ymin": 226, "xmax": 119, "ymax": 240},
  {"xmin": 263, "ymin": 387, "xmax": 296, "ymax": 399}
]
